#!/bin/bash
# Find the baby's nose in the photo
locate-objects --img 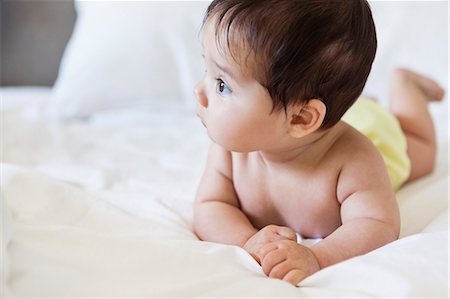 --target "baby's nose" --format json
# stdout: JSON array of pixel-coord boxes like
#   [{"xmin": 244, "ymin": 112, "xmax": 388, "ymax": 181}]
[{"xmin": 194, "ymin": 81, "xmax": 208, "ymax": 108}]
